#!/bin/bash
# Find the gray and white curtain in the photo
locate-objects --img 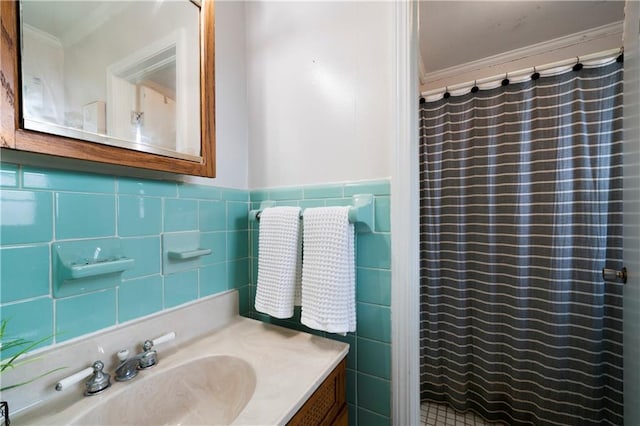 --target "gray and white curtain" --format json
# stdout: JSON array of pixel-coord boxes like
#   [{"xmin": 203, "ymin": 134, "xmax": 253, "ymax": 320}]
[{"xmin": 419, "ymin": 61, "xmax": 624, "ymax": 425}]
